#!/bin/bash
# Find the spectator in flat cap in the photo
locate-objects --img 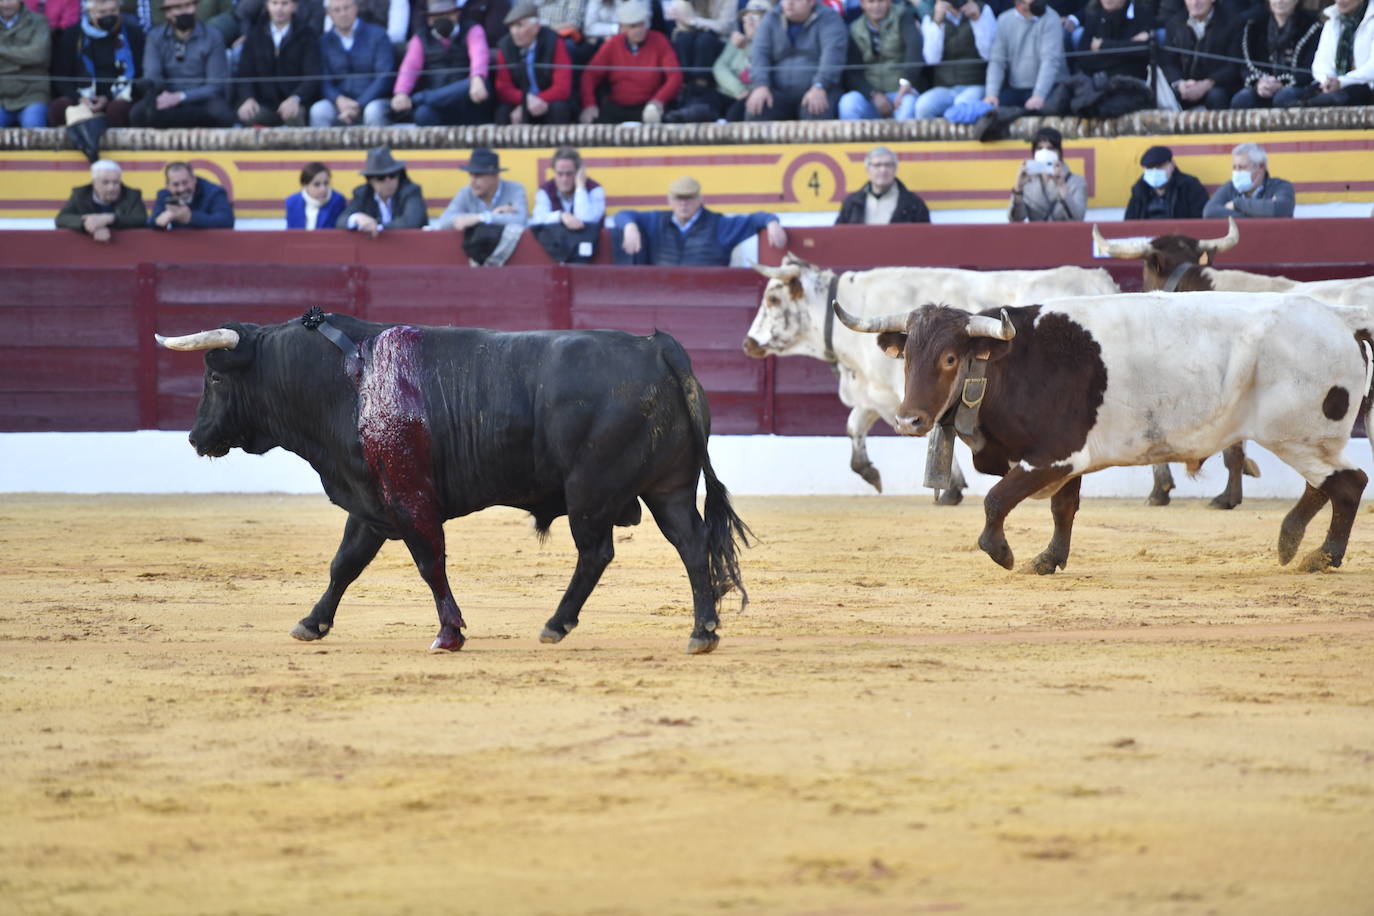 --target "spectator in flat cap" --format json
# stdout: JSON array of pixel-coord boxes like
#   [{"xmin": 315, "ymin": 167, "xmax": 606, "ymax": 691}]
[
  {"xmin": 579, "ymin": 0, "xmax": 683, "ymax": 123},
  {"xmin": 529, "ymin": 146, "xmax": 605, "ymax": 263},
  {"xmin": 311, "ymin": 0, "xmax": 395, "ymax": 127},
  {"xmin": 234, "ymin": 0, "xmax": 322, "ymax": 126},
  {"xmin": 493, "ymin": 0, "xmax": 575, "ymax": 123},
  {"xmin": 339, "ymin": 145, "xmax": 429, "ymax": 235},
  {"xmin": 386, "ymin": 0, "xmax": 493, "ymax": 126},
  {"xmin": 1122, "ymin": 145, "xmax": 1209, "ymax": 220},
  {"xmin": 613, "ymin": 175, "xmax": 788, "ymax": 266},
  {"xmin": 436, "ymin": 148, "xmax": 530, "ymax": 267},
  {"xmin": 746, "ymin": 0, "xmax": 848, "ymax": 120},
  {"xmin": 56, "ymin": 159, "xmax": 148, "ymax": 242}
]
